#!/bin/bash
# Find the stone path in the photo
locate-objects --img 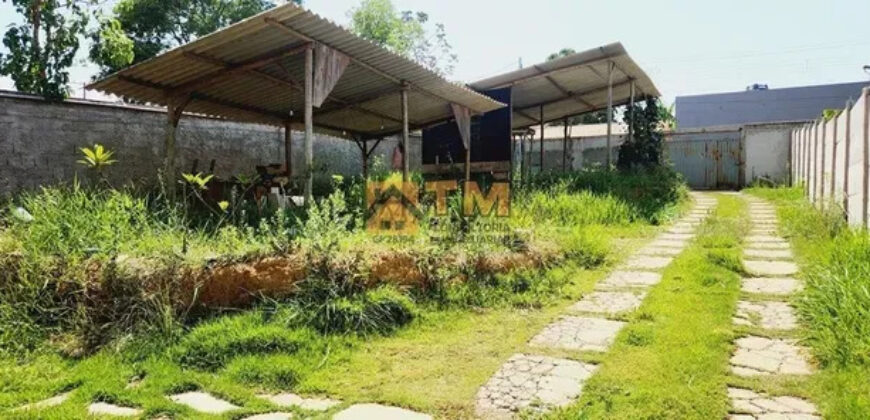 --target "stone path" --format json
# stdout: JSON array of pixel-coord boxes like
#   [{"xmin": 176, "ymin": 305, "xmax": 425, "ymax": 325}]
[
  {"xmin": 475, "ymin": 192, "xmax": 716, "ymax": 419},
  {"xmin": 728, "ymin": 195, "xmax": 819, "ymax": 419}
]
